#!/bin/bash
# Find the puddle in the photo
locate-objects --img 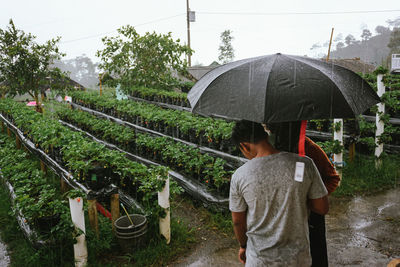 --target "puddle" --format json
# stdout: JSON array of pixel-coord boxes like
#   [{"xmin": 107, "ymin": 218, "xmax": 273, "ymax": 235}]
[
  {"xmin": 326, "ymin": 188, "xmax": 400, "ymax": 266},
  {"xmin": 186, "ymin": 247, "xmax": 241, "ymax": 267}
]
